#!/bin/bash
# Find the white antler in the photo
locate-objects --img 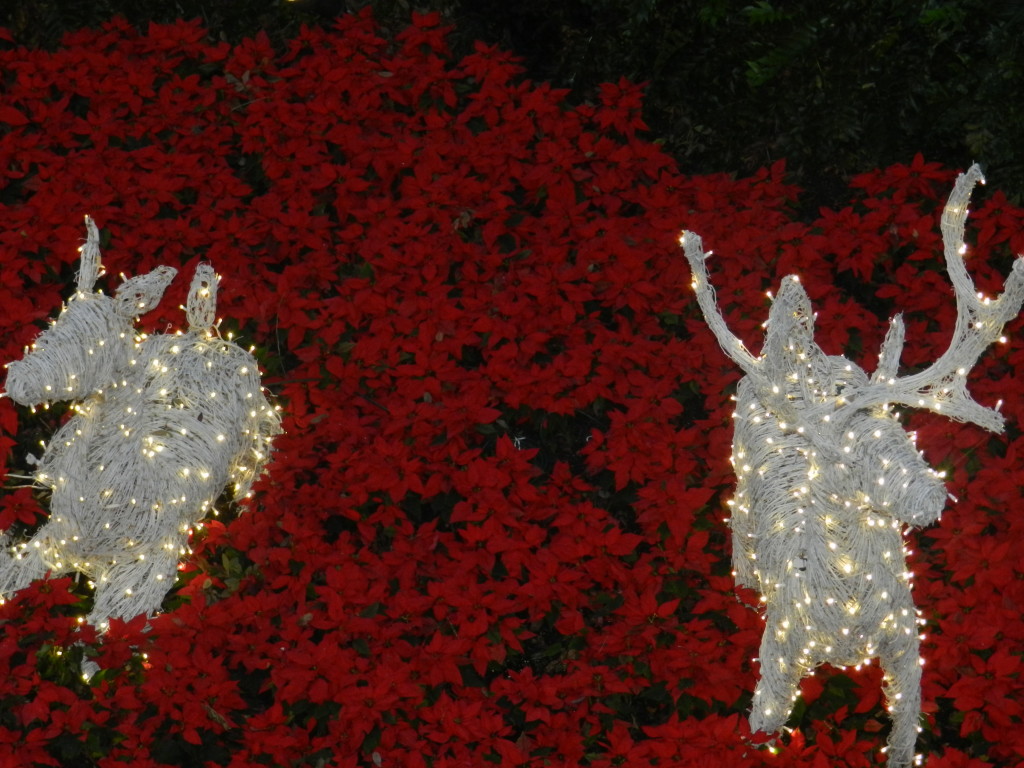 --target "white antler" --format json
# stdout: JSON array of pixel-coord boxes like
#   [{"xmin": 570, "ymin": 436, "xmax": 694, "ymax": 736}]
[
  {"xmin": 681, "ymin": 231, "xmax": 762, "ymax": 376},
  {"xmin": 845, "ymin": 164, "xmax": 1024, "ymax": 431}
]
